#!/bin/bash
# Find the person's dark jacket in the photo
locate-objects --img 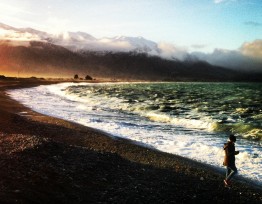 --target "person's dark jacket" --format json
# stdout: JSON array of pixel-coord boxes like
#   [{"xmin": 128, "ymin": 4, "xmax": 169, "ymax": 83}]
[{"xmin": 223, "ymin": 141, "xmax": 239, "ymax": 167}]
